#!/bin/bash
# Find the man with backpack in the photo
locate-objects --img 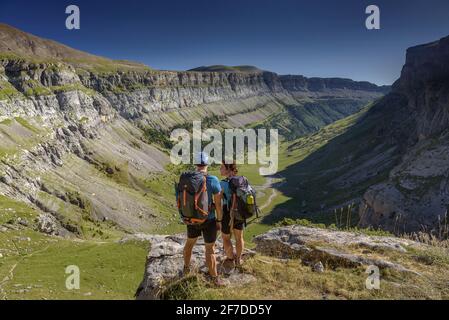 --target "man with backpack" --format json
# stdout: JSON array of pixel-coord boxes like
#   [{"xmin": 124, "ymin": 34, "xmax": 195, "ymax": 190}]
[{"xmin": 176, "ymin": 152, "xmax": 225, "ymax": 286}]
